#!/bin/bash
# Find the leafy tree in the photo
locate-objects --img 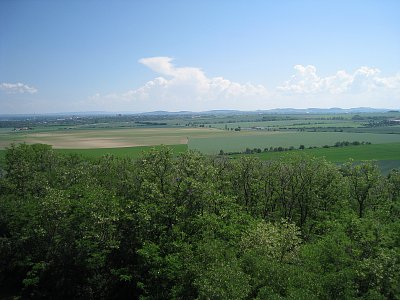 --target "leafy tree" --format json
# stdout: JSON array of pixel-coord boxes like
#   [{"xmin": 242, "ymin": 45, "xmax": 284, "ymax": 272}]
[
  {"xmin": 194, "ymin": 238, "xmax": 250, "ymax": 300},
  {"xmin": 341, "ymin": 161, "xmax": 388, "ymax": 218},
  {"xmin": 5, "ymin": 143, "xmax": 56, "ymax": 197},
  {"xmin": 1, "ymin": 143, "xmax": 399, "ymax": 299}
]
